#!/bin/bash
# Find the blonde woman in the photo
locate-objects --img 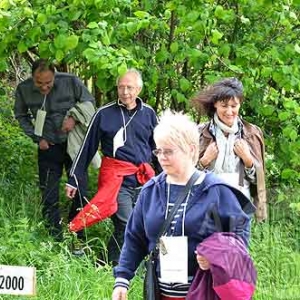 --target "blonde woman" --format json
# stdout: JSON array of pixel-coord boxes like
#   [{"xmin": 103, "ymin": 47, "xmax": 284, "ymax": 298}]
[{"xmin": 112, "ymin": 111, "xmax": 254, "ymax": 300}]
